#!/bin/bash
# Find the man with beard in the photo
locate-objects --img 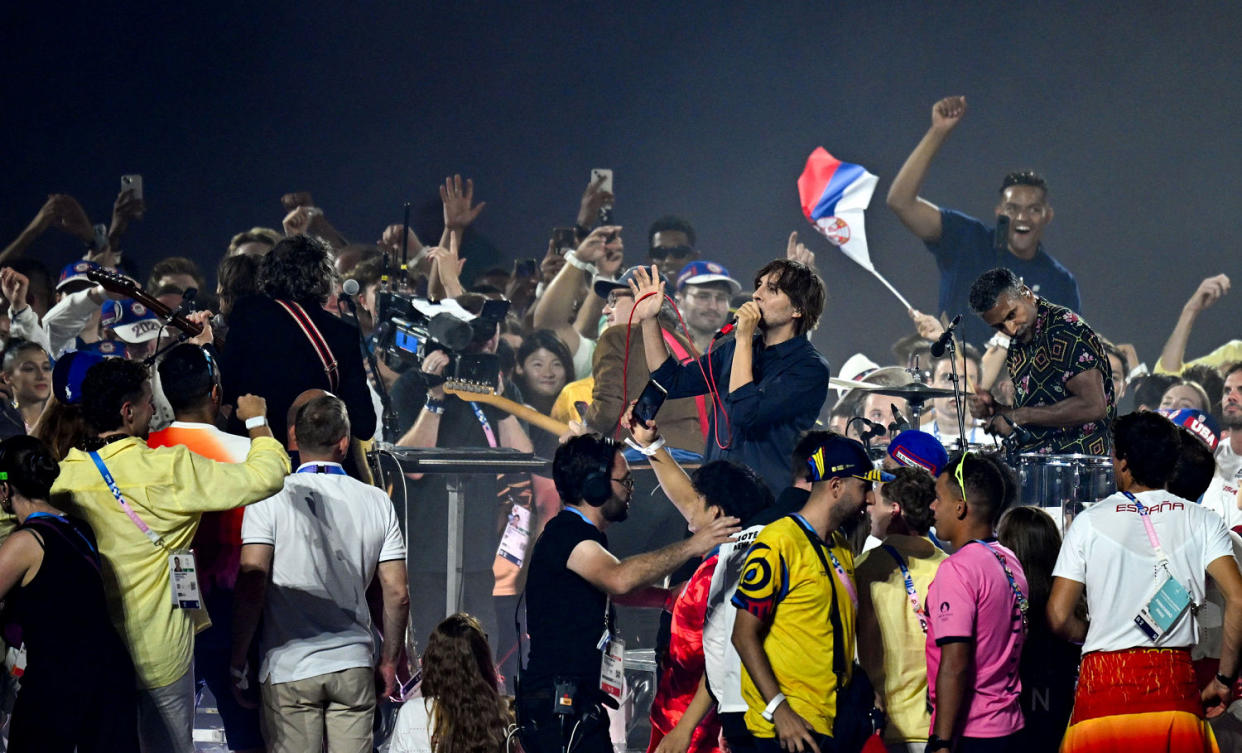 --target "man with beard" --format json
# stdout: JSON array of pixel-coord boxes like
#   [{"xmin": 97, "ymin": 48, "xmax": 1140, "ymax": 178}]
[
  {"xmin": 967, "ymin": 267, "xmax": 1114, "ymax": 455},
  {"xmin": 517, "ymin": 434, "xmax": 739, "ymax": 753},
  {"xmin": 1205, "ymin": 363, "xmax": 1242, "ymax": 532}
]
